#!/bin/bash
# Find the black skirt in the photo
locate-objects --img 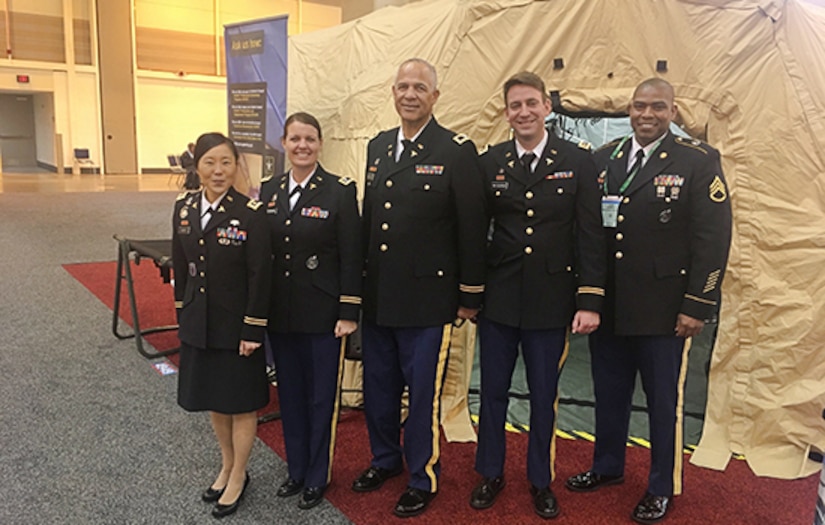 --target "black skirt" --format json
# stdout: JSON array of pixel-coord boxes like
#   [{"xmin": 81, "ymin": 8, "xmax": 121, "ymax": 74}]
[{"xmin": 177, "ymin": 342, "xmax": 269, "ymax": 414}]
